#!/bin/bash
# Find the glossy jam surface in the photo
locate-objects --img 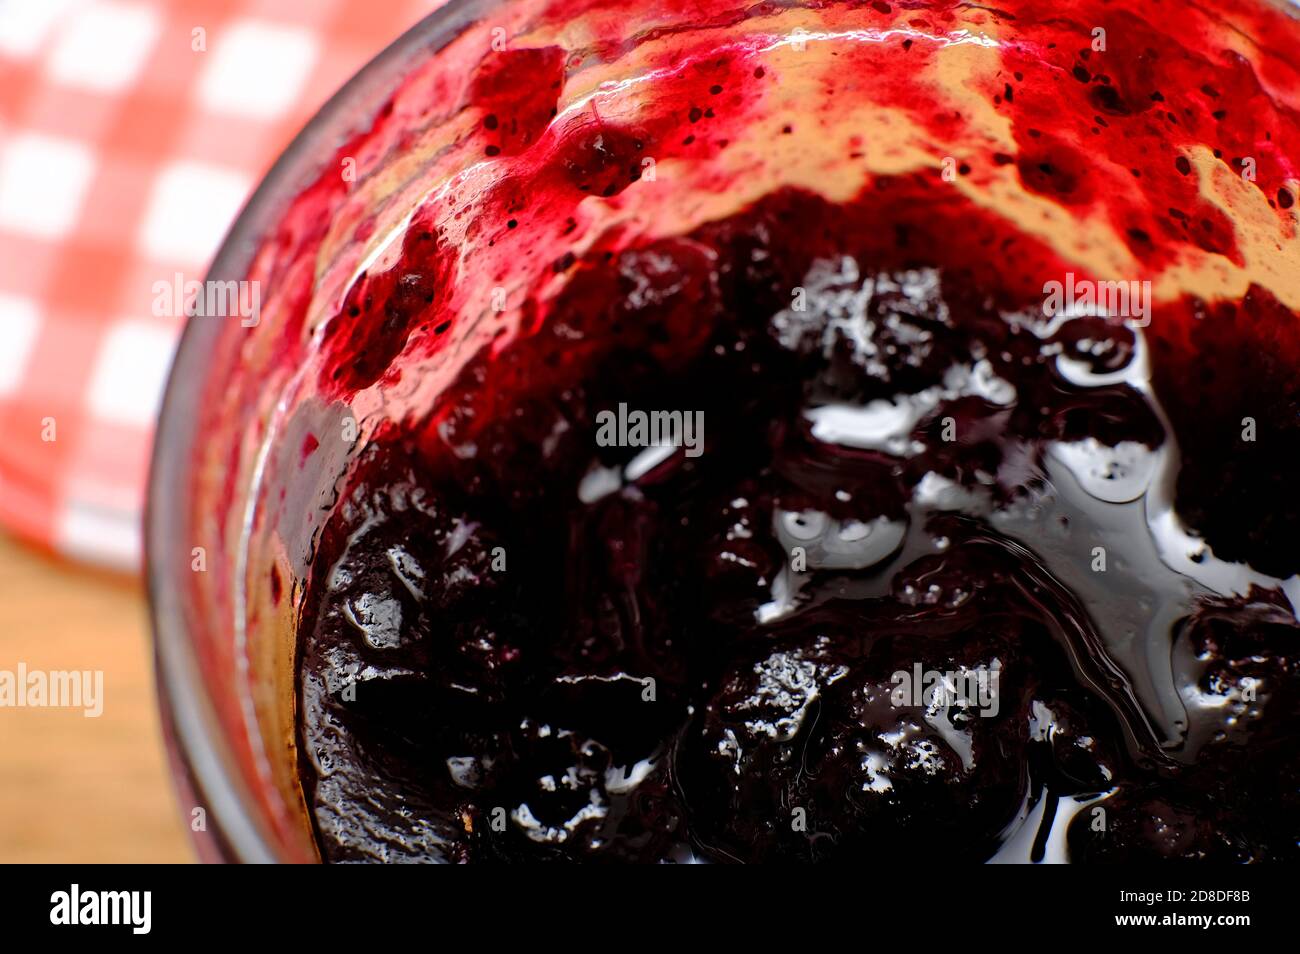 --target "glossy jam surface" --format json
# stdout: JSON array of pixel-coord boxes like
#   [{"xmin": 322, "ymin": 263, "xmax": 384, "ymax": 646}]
[
  {"xmin": 249, "ymin": 0, "xmax": 1300, "ymax": 862},
  {"xmin": 298, "ymin": 206, "xmax": 1299, "ymax": 862}
]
